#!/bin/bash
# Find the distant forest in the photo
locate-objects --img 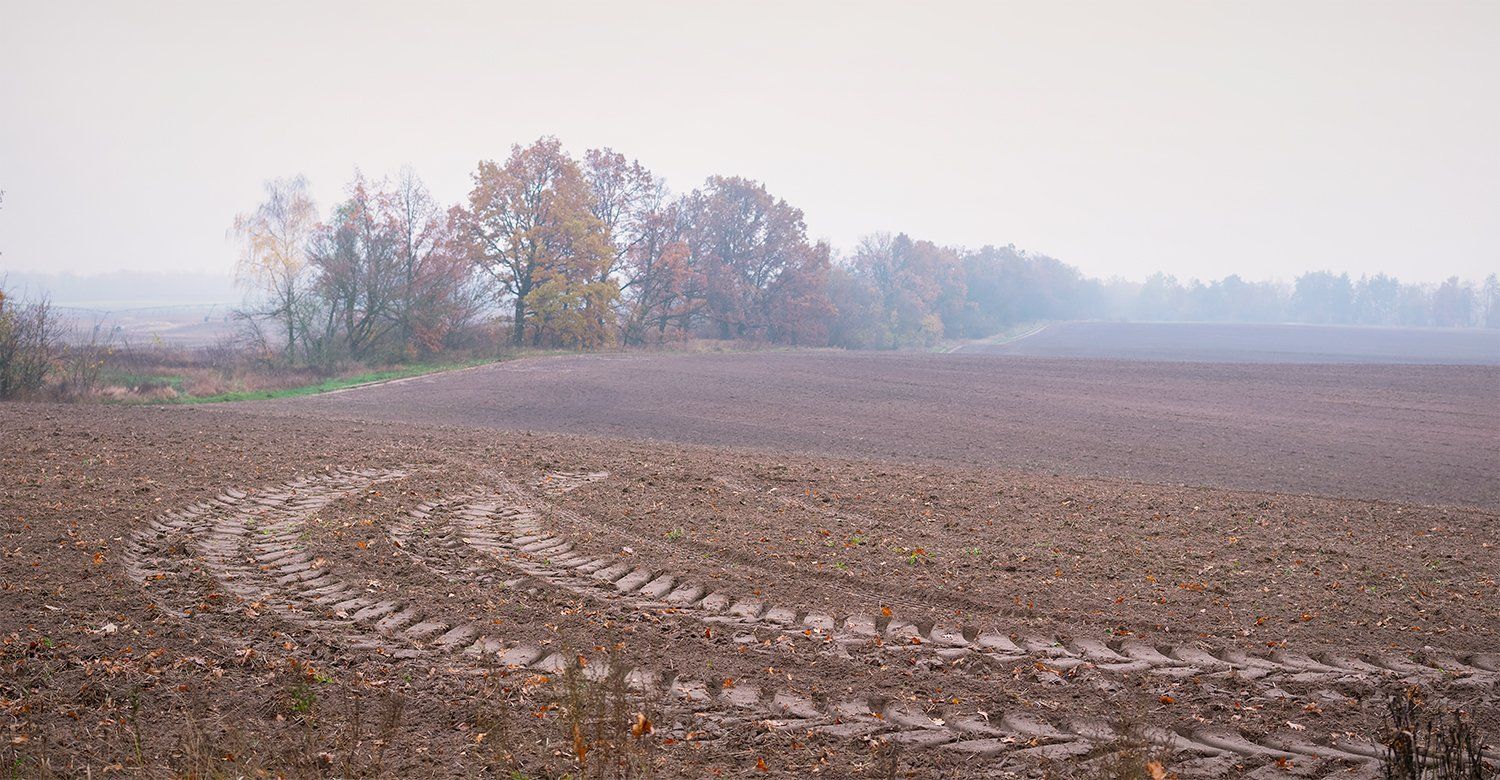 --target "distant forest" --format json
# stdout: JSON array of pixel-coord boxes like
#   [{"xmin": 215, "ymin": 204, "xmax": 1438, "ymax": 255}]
[
  {"xmin": 8, "ymin": 136, "xmax": 1498, "ymax": 367},
  {"xmin": 225, "ymin": 136, "xmax": 1500, "ymax": 361},
  {"xmin": 832, "ymin": 249, "xmax": 1499, "ymax": 348}
]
